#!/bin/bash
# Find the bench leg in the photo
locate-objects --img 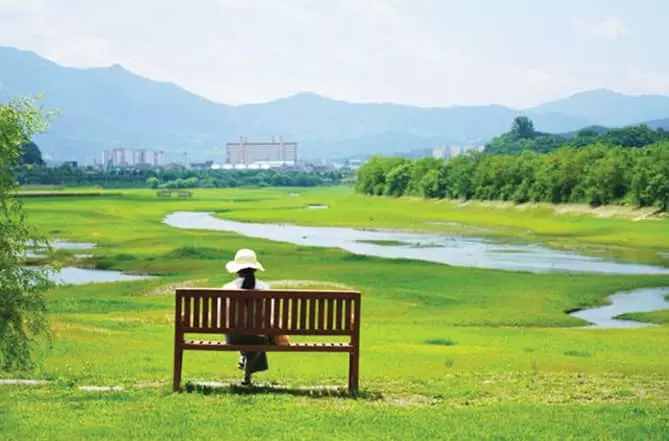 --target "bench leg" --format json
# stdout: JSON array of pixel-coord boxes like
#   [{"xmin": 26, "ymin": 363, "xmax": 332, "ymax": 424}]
[
  {"xmin": 348, "ymin": 350, "xmax": 359, "ymax": 396},
  {"xmin": 172, "ymin": 346, "xmax": 183, "ymax": 392}
]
